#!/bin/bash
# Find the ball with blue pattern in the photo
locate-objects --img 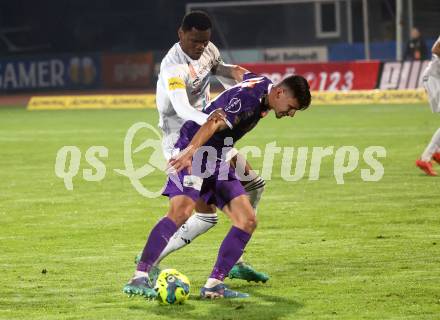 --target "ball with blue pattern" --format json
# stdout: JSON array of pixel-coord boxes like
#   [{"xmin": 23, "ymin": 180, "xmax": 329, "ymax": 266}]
[{"xmin": 154, "ymin": 269, "xmax": 190, "ymax": 305}]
